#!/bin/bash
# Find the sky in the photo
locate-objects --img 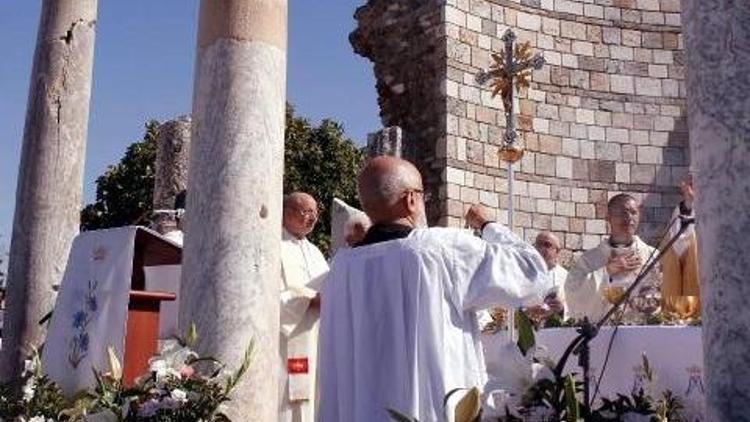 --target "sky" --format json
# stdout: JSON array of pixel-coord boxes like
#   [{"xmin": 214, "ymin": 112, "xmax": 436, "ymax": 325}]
[{"xmin": 0, "ymin": 1, "xmax": 380, "ymax": 254}]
